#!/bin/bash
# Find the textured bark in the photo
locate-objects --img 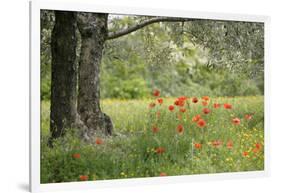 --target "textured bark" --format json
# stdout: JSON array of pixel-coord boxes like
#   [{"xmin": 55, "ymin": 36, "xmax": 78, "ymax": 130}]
[
  {"xmin": 49, "ymin": 12, "xmax": 189, "ymax": 142},
  {"xmin": 77, "ymin": 13, "xmax": 113, "ymax": 138},
  {"xmin": 49, "ymin": 11, "xmax": 78, "ymax": 144}
]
